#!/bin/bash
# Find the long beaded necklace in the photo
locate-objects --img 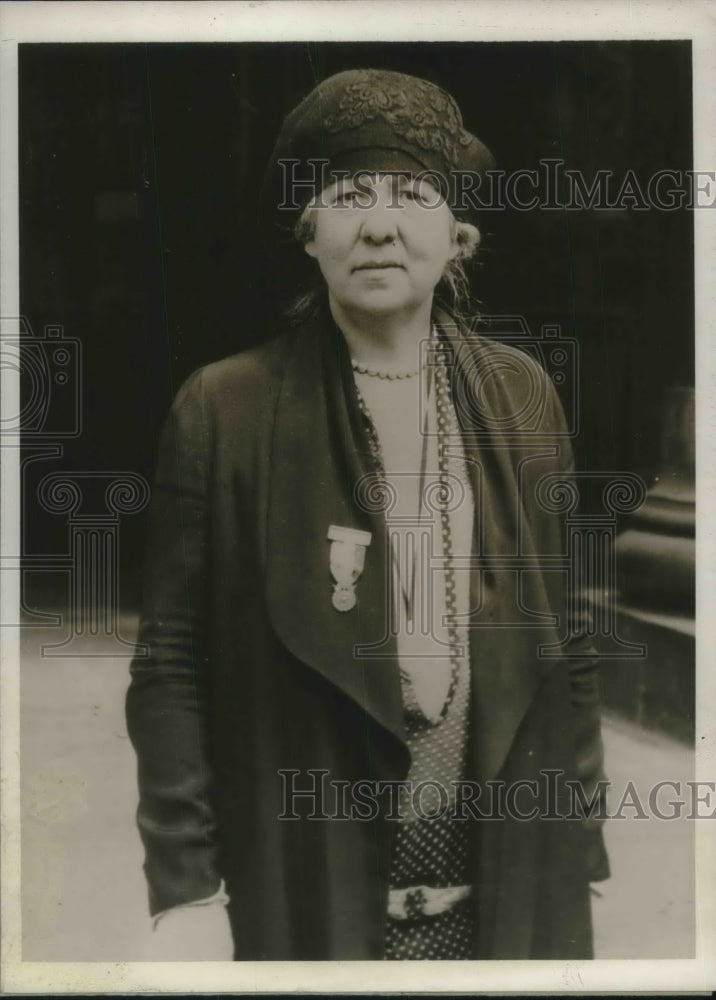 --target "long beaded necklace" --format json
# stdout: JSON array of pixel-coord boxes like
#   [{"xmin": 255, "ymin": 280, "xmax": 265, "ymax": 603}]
[{"xmin": 352, "ymin": 332, "xmax": 463, "ymax": 725}]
